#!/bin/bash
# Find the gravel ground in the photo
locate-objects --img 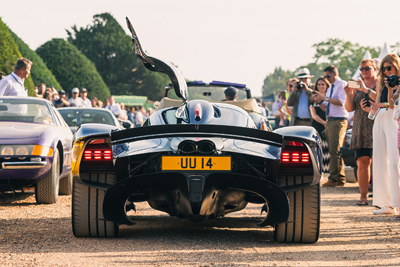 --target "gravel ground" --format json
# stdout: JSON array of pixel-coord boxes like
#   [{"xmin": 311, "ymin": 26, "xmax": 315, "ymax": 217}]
[{"xmin": 0, "ymin": 177, "xmax": 399, "ymax": 267}]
